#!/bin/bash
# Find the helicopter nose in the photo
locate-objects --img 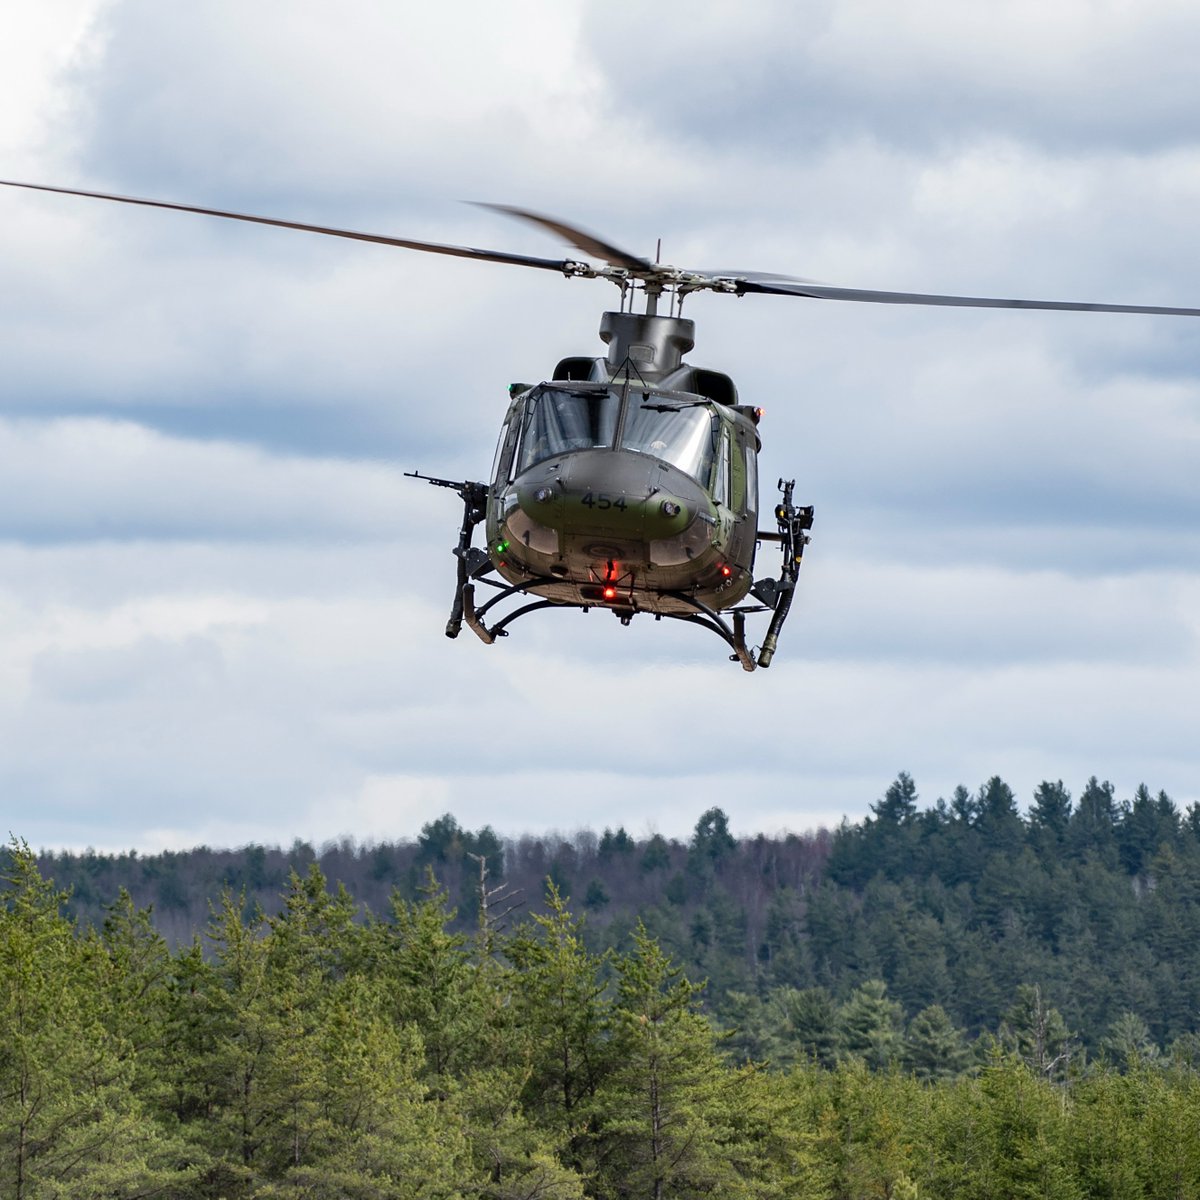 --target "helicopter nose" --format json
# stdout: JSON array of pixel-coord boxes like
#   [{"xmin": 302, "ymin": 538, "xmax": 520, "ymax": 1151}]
[
  {"xmin": 512, "ymin": 482, "xmax": 694, "ymax": 541},
  {"xmin": 501, "ymin": 448, "xmax": 717, "ymax": 580},
  {"xmin": 514, "ymin": 450, "xmax": 698, "ymax": 540}
]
